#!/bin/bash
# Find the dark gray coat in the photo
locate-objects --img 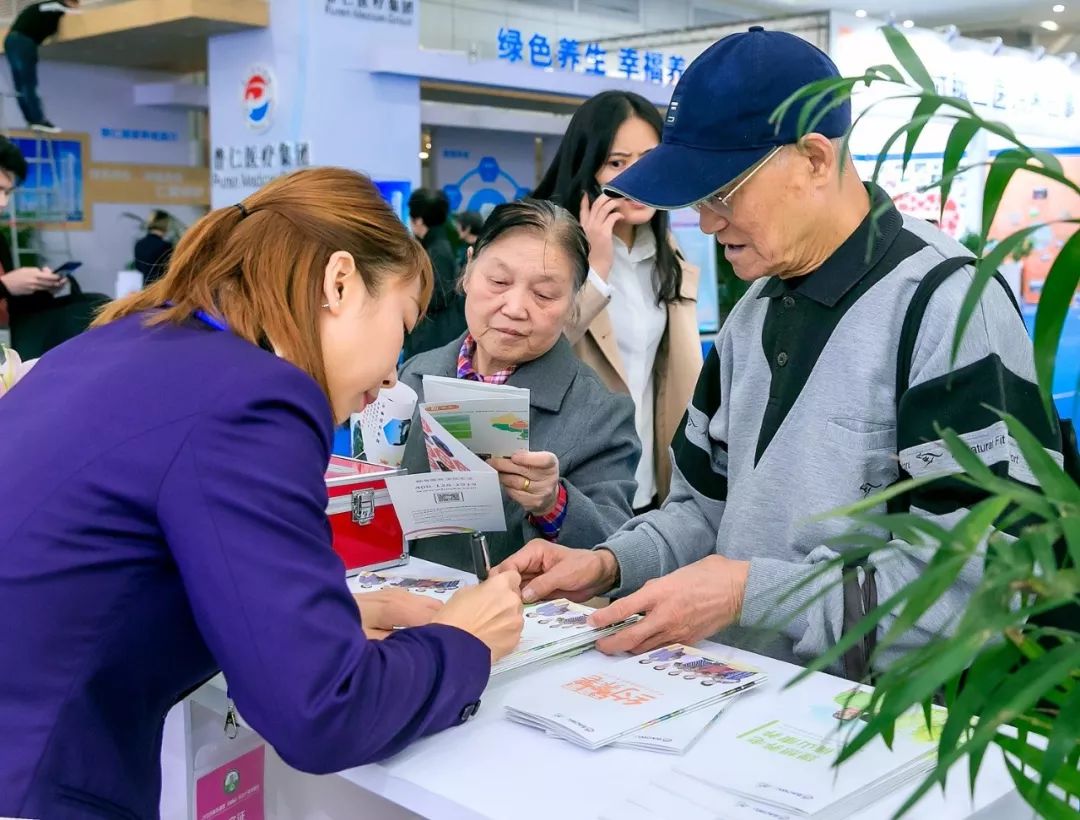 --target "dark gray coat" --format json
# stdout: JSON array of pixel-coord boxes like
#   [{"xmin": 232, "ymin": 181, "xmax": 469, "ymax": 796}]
[{"xmin": 399, "ymin": 334, "xmax": 640, "ymax": 570}]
